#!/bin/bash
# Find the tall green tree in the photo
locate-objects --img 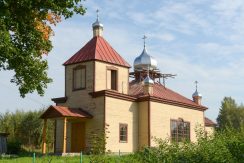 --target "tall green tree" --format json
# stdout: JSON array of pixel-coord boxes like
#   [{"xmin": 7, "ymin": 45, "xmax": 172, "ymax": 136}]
[
  {"xmin": 0, "ymin": 0, "xmax": 86, "ymax": 97},
  {"xmin": 217, "ymin": 97, "xmax": 244, "ymax": 130},
  {"xmin": 0, "ymin": 108, "xmax": 54, "ymax": 150}
]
